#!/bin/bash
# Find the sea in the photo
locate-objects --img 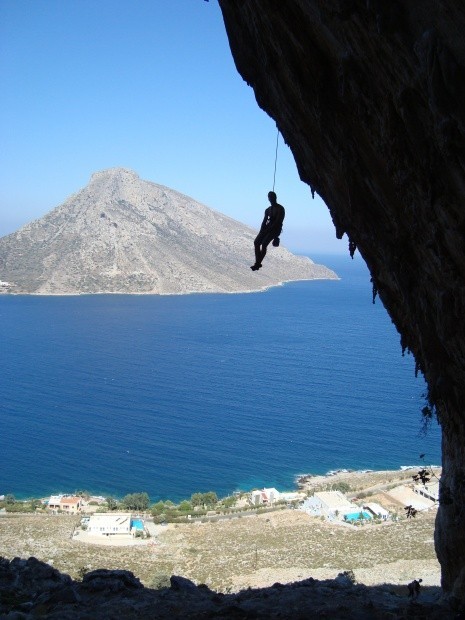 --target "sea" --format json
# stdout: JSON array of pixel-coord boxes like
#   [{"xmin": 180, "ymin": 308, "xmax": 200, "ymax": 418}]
[{"xmin": 0, "ymin": 254, "xmax": 441, "ymax": 502}]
